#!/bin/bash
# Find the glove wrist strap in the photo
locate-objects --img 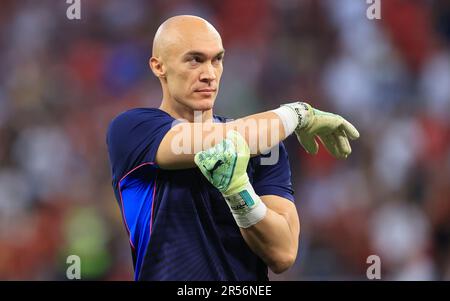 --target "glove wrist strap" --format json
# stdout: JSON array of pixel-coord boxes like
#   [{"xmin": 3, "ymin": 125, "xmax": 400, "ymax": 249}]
[
  {"xmin": 223, "ymin": 183, "xmax": 267, "ymax": 228},
  {"xmin": 278, "ymin": 101, "xmax": 312, "ymax": 130}
]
